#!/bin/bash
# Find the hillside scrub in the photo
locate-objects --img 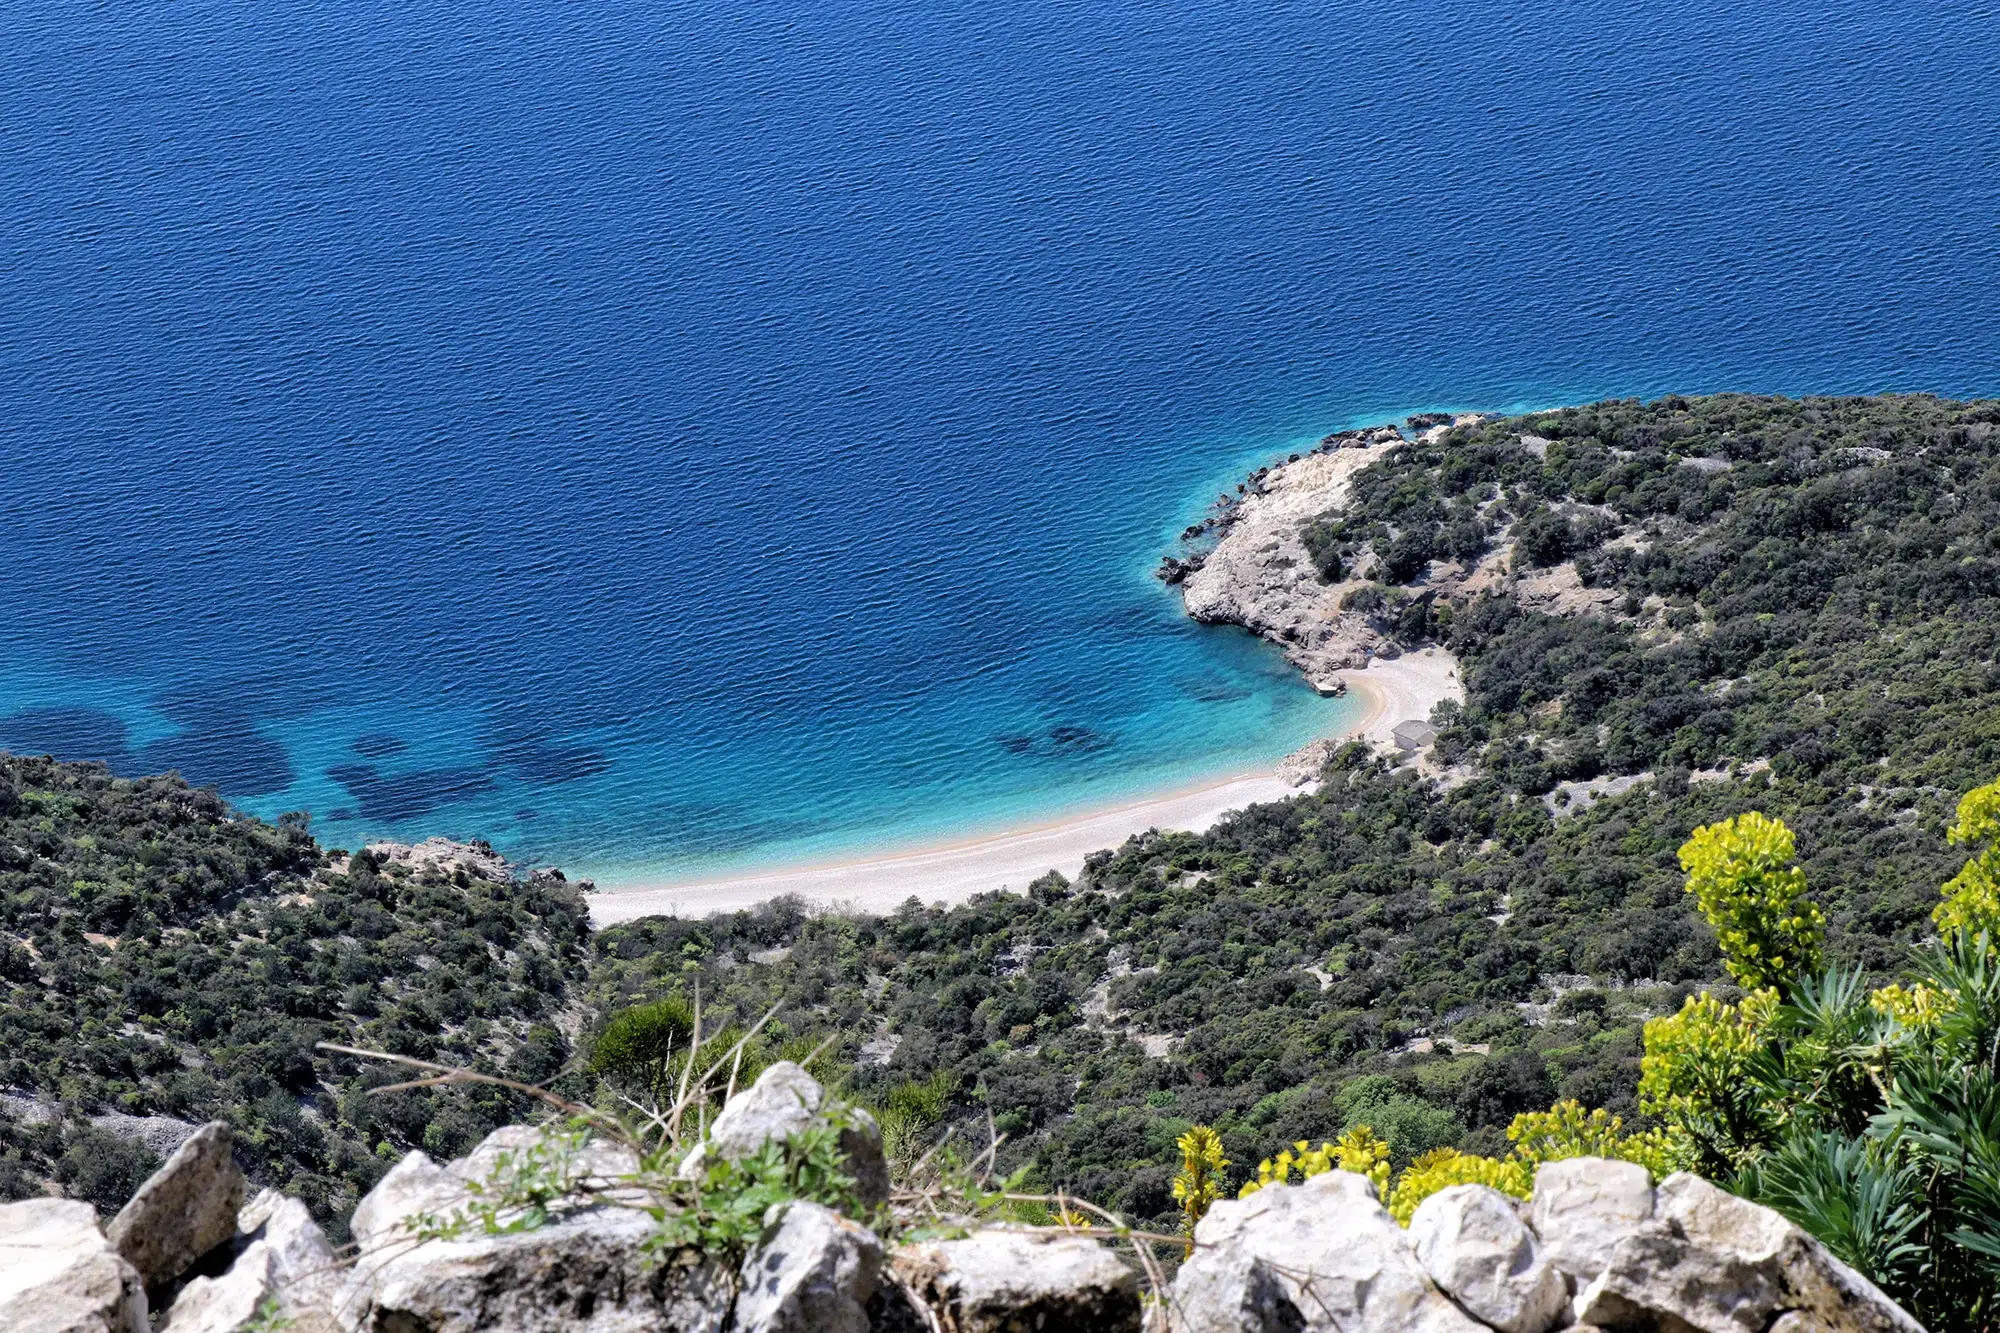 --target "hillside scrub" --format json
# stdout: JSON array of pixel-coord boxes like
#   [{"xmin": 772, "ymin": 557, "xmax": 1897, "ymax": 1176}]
[{"xmin": 0, "ymin": 755, "xmax": 589, "ymax": 1235}]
